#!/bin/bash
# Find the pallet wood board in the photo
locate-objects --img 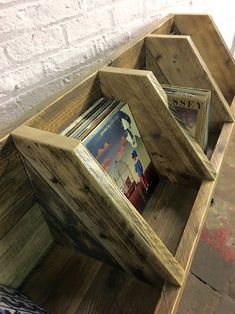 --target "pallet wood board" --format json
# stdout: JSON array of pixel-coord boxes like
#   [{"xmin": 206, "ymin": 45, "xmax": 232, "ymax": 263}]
[
  {"xmin": 99, "ymin": 67, "xmax": 216, "ymax": 182},
  {"xmin": 21, "ymin": 245, "xmax": 103, "ymax": 313},
  {"xmin": 0, "ymin": 13, "xmax": 233, "ymax": 313},
  {"xmin": 151, "ymin": 14, "xmax": 175, "ymax": 35},
  {"xmin": 143, "ymin": 179, "xmax": 198, "ymax": 255},
  {"xmin": 110, "ymin": 39, "xmax": 146, "ymax": 69},
  {"xmin": 12, "ymin": 125, "xmax": 185, "ymax": 286},
  {"xmin": 0, "ymin": 136, "xmax": 35, "ymax": 240},
  {"xmin": 21, "ymin": 103, "xmax": 234, "ymax": 314},
  {"xmin": 0, "ymin": 203, "xmax": 53, "ymax": 288},
  {"xmin": 155, "ymin": 101, "xmax": 235, "ymax": 313},
  {"xmin": 24, "ymin": 157, "xmax": 120, "ymax": 268},
  {"xmin": 21, "ymin": 244, "xmax": 162, "ymax": 314},
  {"xmin": 145, "ymin": 35, "xmax": 234, "ymax": 131},
  {"xmin": 26, "ymin": 73, "xmax": 102, "ymax": 134},
  {"xmin": 173, "ymin": 14, "xmax": 235, "ymax": 105},
  {"xmin": 145, "ymin": 47, "xmax": 169, "ymax": 84}
]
